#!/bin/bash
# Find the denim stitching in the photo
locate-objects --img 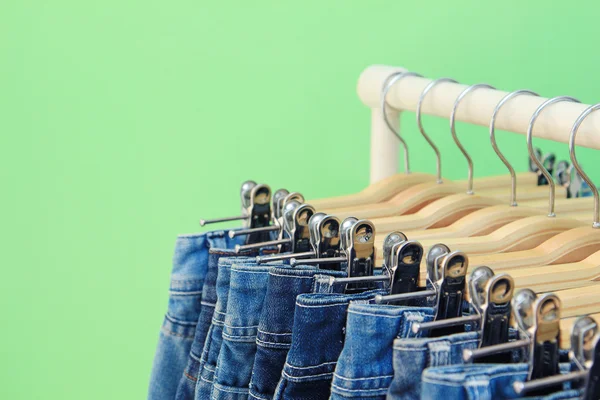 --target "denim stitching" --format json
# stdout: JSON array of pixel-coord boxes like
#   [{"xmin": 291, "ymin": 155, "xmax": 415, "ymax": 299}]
[
  {"xmin": 333, "ymin": 373, "xmax": 394, "ymax": 381},
  {"xmin": 295, "ymin": 301, "xmax": 349, "ymax": 309},
  {"xmin": 258, "ymin": 330, "xmax": 292, "ymax": 336},
  {"xmin": 169, "ymin": 289, "xmax": 204, "ymax": 295},
  {"xmin": 201, "ymin": 301, "xmax": 217, "ymax": 307},
  {"xmin": 221, "ymin": 335, "xmax": 257, "ymax": 343},
  {"xmin": 281, "ymin": 369, "xmax": 334, "ymax": 381},
  {"xmin": 184, "ymin": 371, "xmax": 198, "ymax": 382},
  {"xmin": 330, "ymin": 383, "xmax": 390, "ymax": 393},
  {"xmin": 248, "ymin": 391, "xmax": 271, "ymax": 400},
  {"xmin": 268, "ymin": 272, "xmax": 315, "ymax": 279},
  {"xmin": 164, "ymin": 314, "xmax": 198, "ymax": 326},
  {"xmin": 212, "ymin": 382, "xmax": 249, "ymax": 395},
  {"xmin": 348, "ymin": 310, "xmax": 408, "ymax": 319},
  {"xmin": 285, "ymin": 360, "xmax": 337, "ymax": 370},
  {"xmin": 224, "ymin": 323, "xmax": 259, "ymax": 329},
  {"xmin": 256, "ymin": 338, "xmax": 292, "ymax": 348},
  {"xmin": 231, "ymin": 269, "xmax": 270, "ymax": 274}
]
